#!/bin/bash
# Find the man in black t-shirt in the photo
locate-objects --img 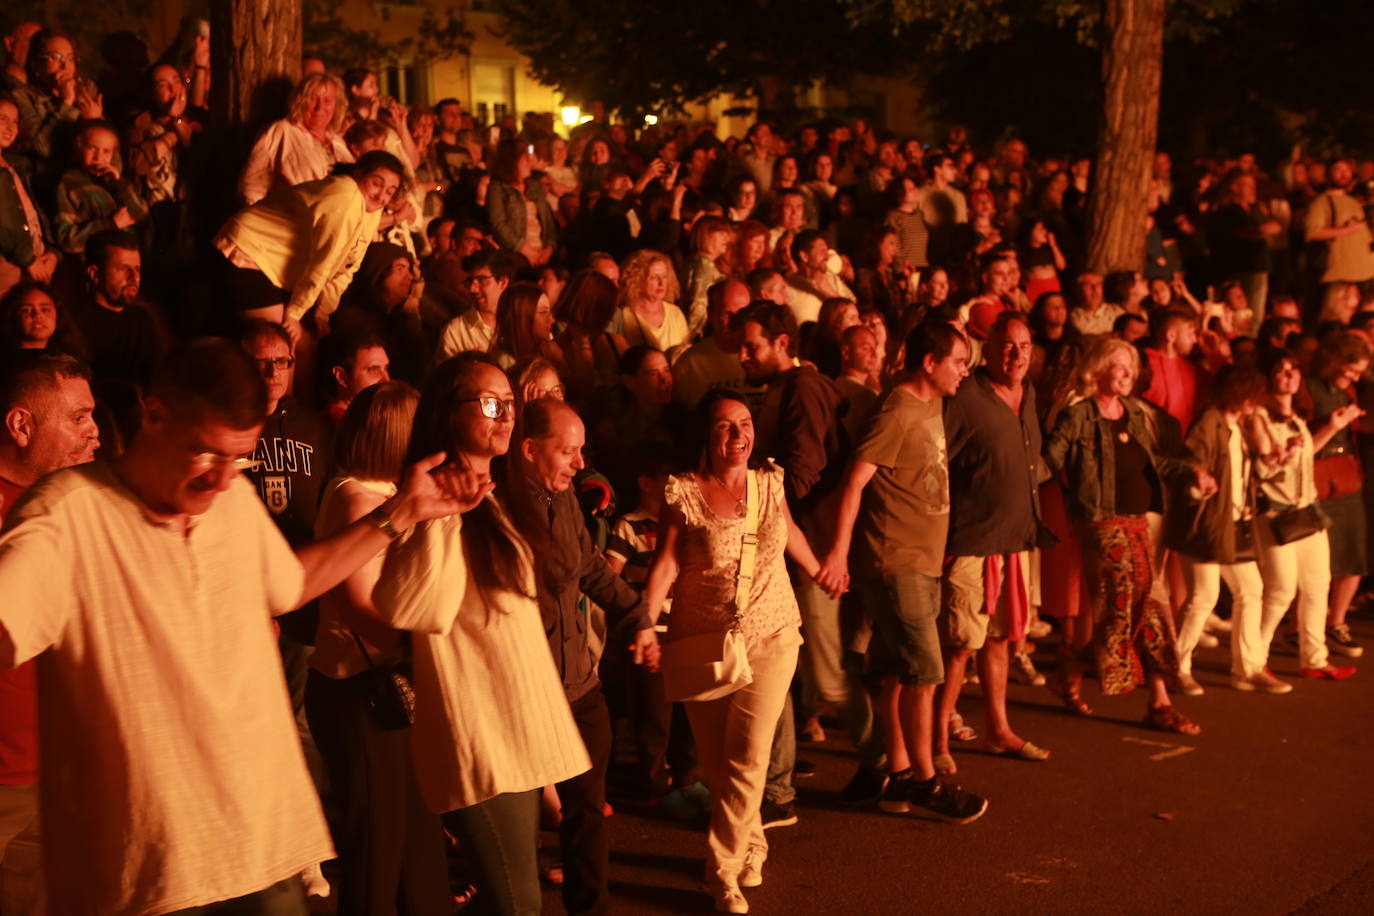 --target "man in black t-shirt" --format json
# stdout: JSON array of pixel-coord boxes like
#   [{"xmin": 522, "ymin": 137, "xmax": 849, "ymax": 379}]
[{"xmin": 71, "ymin": 230, "xmax": 165, "ymax": 389}]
